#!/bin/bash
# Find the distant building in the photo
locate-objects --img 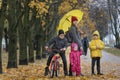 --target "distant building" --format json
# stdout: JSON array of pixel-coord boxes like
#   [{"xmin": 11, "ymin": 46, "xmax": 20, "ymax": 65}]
[{"xmin": 103, "ymin": 34, "xmax": 116, "ymax": 47}]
